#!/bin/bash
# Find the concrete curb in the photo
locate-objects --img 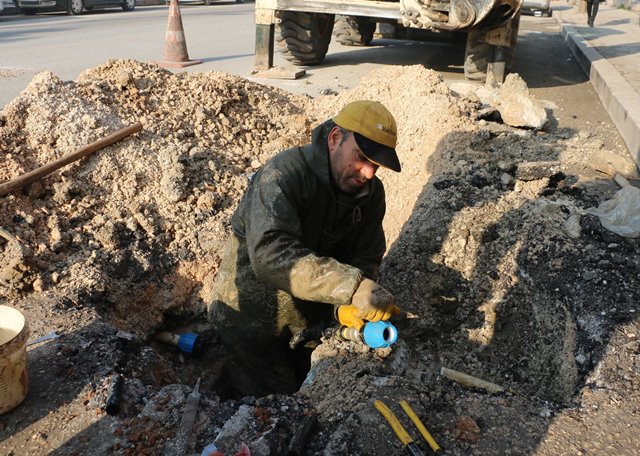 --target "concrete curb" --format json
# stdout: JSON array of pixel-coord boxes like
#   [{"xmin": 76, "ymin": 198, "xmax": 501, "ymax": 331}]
[{"xmin": 556, "ymin": 13, "xmax": 640, "ymax": 171}]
